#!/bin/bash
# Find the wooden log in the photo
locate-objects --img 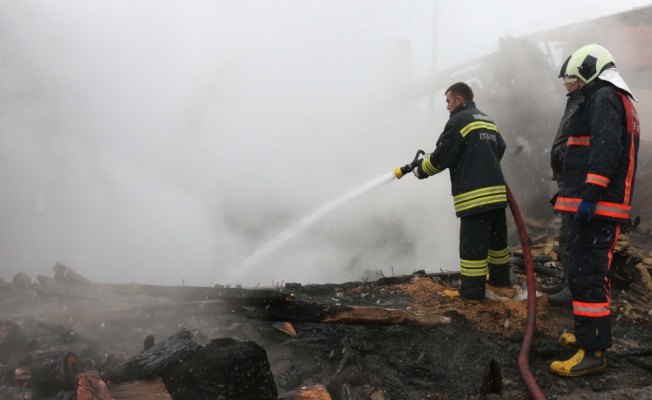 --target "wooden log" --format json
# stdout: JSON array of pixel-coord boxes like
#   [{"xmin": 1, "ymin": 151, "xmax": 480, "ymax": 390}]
[
  {"xmin": 15, "ymin": 349, "xmax": 78, "ymax": 395},
  {"xmin": 248, "ymin": 300, "xmax": 451, "ymax": 327},
  {"xmin": 103, "ymin": 329, "xmax": 199, "ymax": 383},
  {"xmin": 108, "ymin": 377, "xmax": 172, "ymax": 400},
  {"xmin": 320, "ymin": 306, "xmax": 451, "ymax": 326},
  {"xmin": 279, "ymin": 384, "xmax": 333, "ymax": 400},
  {"xmin": 53, "ymin": 263, "xmax": 92, "ymax": 285},
  {"xmin": 96, "ymin": 283, "xmax": 293, "ymax": 304},
  {"xmin": 163, "ymin": 337, "xmax": 277, "ymax": 400},
  {"xmin": 0, "ymin": 321, "xmax": 29, "ymax": 365},
  {"xmin": 77, "ymin": 371, "xmax": 113, "ymax": 400}
]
